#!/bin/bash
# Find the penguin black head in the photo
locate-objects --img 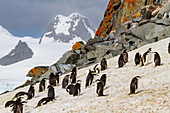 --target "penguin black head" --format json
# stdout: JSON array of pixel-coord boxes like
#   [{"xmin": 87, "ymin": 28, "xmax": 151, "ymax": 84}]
[
  {"xmin": 42, "ymin": 78, "xmax": 46, "ymax": 81},
  {"xmin": 16, "ymin": 97, "xmax": 22, "ymax": 102},
  {"xmin": 123, "ymin": 50, "xmax": 127, "ymax": 53},
  {"xmin": 148, "ymin": 48, "xmax": 152, "ymax": 52},
  {"xmin": 30, "ymin": 84, "xmax": 34, "ymax": 88},
  {"xmin": 135, "ymin": 76, "xmax": 141, "ymax": 79},
  {"xmin": 77, "ymin": 80, "xmax": 82, "ymax": 83},
  {"xmin": 101, "ymin": 74, "xmax": 107, "ymax": 79}
]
